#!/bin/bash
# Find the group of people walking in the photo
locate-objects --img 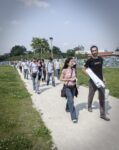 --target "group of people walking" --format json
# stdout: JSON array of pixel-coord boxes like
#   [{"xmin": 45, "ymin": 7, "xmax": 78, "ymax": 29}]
[
  {"xmin": 60, "ymin": 45, "xmax": 110, "ymax": 123},
  {"xmin": 17, "ymin": 57, "xmax": 61, "ymax": 94},
  {"xmin": 17, "ymin": 45, "xmax": 110, "ymax": 124}
]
